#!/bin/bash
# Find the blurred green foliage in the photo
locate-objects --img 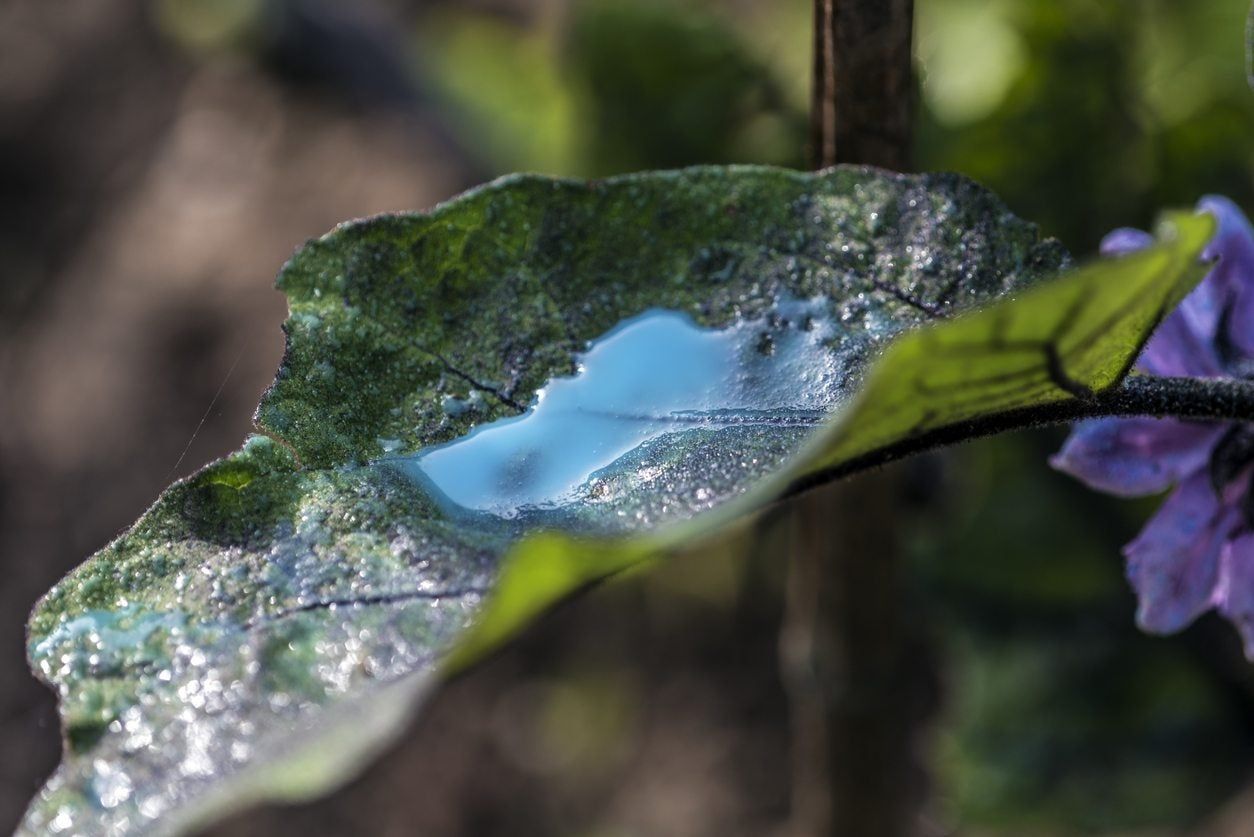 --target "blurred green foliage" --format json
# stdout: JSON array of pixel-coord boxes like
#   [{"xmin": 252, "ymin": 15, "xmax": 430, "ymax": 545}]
[
  {"xmin": 916, "ymin": 0, "xmax": 1254, "ymax": 252},
  {"xmin": 914, "ymin": 435, "xmax": 1254, "ymax": 832},
  {"xmin": 415, "ymin": 0, "xmax": 806, "ymax": 175},
  {"xmin": 561, "ymin": 1, "xmax": 803, "ymax": 172}
]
